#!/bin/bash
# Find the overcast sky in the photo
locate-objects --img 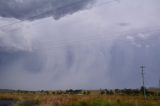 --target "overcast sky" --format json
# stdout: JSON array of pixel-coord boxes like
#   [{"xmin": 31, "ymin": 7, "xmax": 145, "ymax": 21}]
[{"xmin": 0, "ymin": 0, "xmax": 160, "ymax": 90}]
